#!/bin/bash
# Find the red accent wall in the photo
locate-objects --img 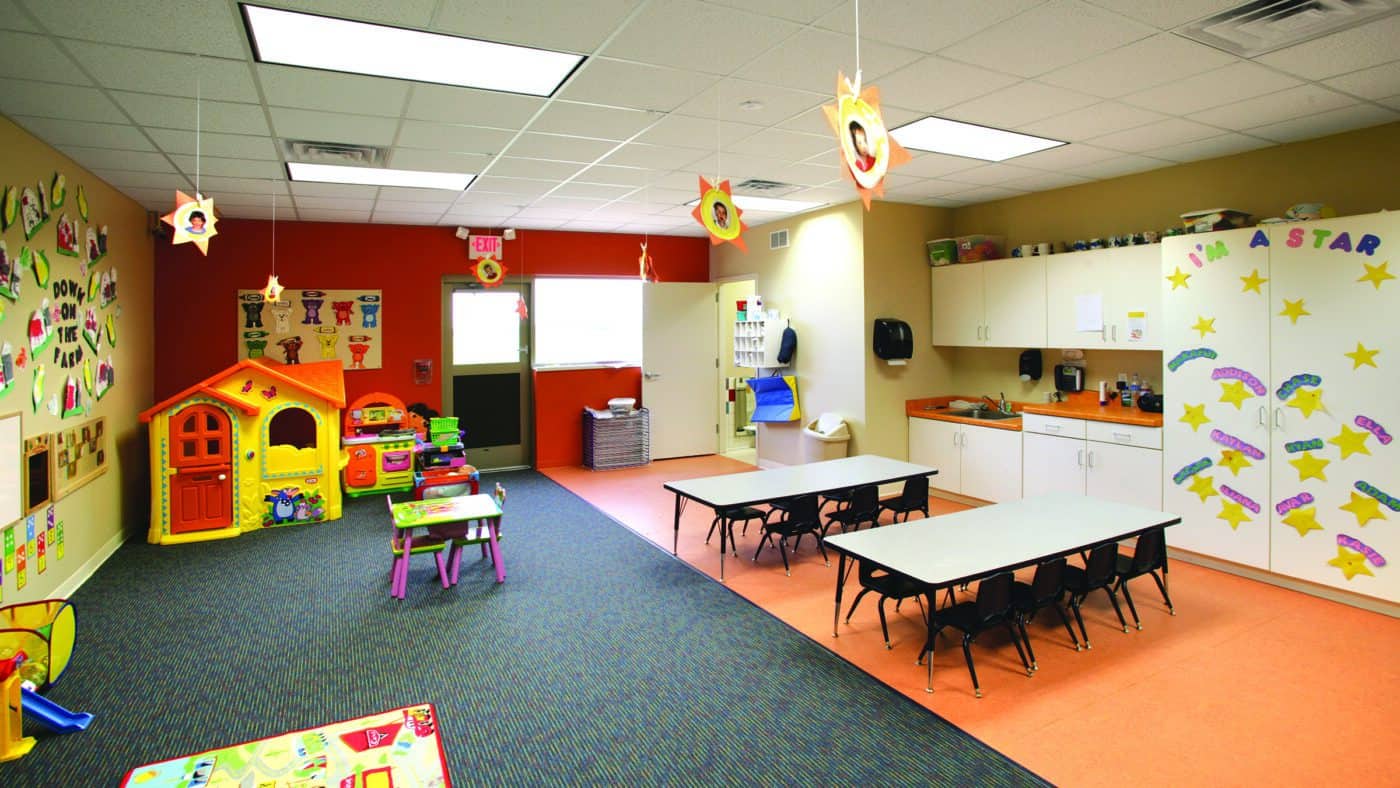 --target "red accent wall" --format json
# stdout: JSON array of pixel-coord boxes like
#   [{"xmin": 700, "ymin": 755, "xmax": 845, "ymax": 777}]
[{"xmin": 154, "ymin": 220, "xmax": 709, "ymax": 467}]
